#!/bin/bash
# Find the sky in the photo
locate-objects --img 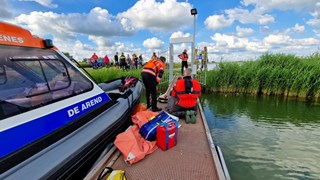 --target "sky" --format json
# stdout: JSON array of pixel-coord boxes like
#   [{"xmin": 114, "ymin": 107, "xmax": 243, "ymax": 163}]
[{"xmin": 1, "ymin": 0, "xmax": 320, "ymax": 62}]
